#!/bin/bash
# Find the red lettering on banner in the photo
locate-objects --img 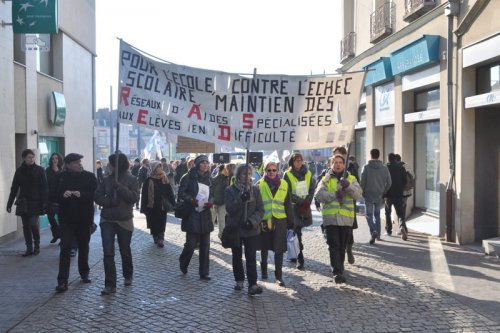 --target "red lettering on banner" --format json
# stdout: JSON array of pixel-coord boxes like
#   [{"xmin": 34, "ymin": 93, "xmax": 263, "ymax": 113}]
[
  {"xmin": 120, "ymin": 86, "xmax": 131, "ymax": 106},
  {"xmin": 218, "ymin": 125, "xmax": 230, "ymax": 141},
  {"xmin": 187, "ymin": 104, "xmax": 202, "ymax": 120},
  {"xmin": 242, "ymin": 114, "xmax": 254, "ymax": 129},
  {"xmin": 137, "ymin": 109, "xmax": 148, "ymax": 124}
]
